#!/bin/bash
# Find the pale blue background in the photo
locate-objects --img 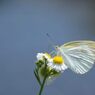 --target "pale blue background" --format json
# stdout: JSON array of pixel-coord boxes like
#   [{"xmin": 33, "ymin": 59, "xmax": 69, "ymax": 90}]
[{"xmin": 0, "ymin": 0, "xmax": 95, "ymax": 95}]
